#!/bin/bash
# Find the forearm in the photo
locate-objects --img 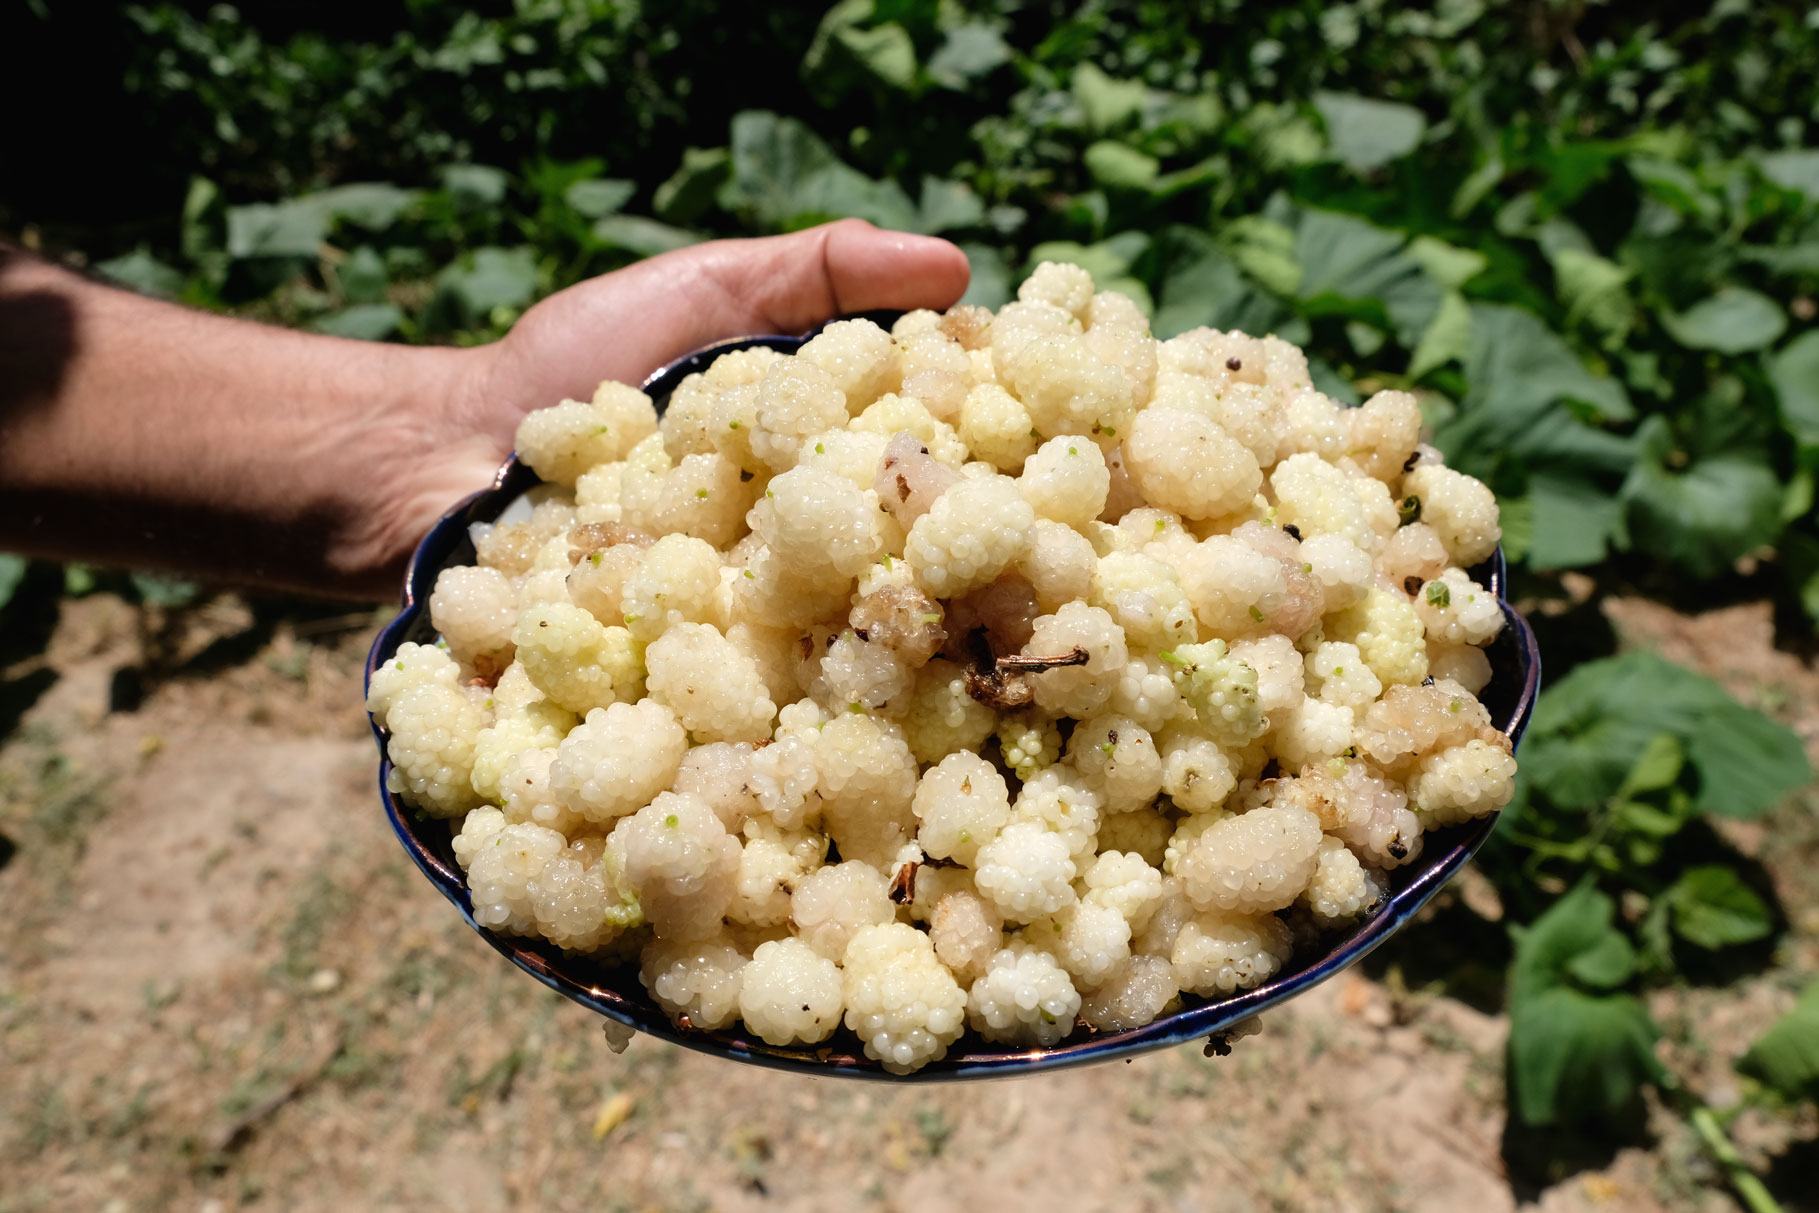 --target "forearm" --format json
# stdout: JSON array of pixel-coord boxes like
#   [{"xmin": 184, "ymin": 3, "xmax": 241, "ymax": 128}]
[{"xmin": 0, "ymin": 248, "xmax": 490, "ymax": 599}]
